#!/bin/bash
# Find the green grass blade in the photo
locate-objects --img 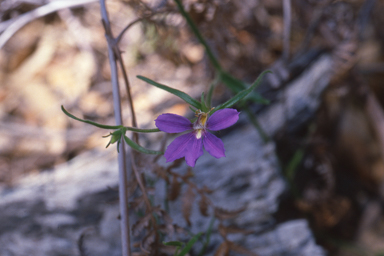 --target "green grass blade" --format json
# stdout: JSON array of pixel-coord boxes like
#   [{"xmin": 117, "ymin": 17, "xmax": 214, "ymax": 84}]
[{"xmin": 177, "ymin": 233, "xmax": 202, "ymax": 256}]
